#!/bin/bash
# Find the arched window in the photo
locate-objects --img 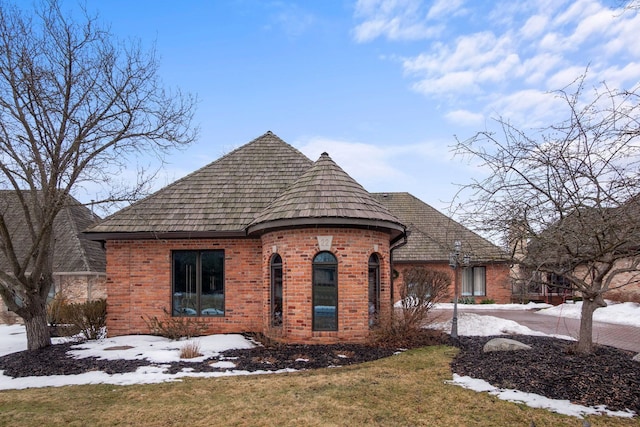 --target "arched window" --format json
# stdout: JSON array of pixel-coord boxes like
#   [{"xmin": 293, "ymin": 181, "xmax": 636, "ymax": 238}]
[
  {"xmin": 312, "ymin": 251, "xmax": 337, "ymax": 331},
  {"xmin": 368, "ymin": 253, "xmax": 380, "ymax": 327},
  {"xmin": 271, "ymin": 254, "xmax": 283, "ymax": 327}
]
